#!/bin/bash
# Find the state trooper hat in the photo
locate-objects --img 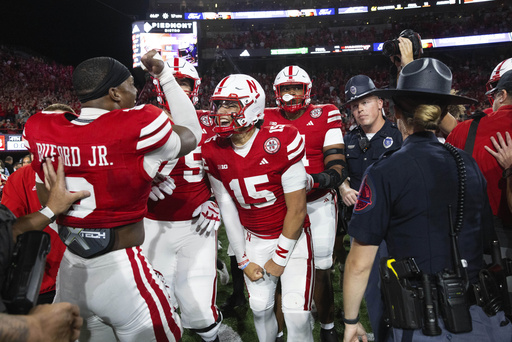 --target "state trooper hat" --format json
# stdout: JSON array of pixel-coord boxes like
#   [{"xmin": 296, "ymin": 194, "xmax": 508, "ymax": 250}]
[
  {"xmin": 377, "ymin": 58, "xmax": 477, "ymax": 105},
  {"xmin": 344, "ymin": 75, "xmax": 386, "ymax": 105}
]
